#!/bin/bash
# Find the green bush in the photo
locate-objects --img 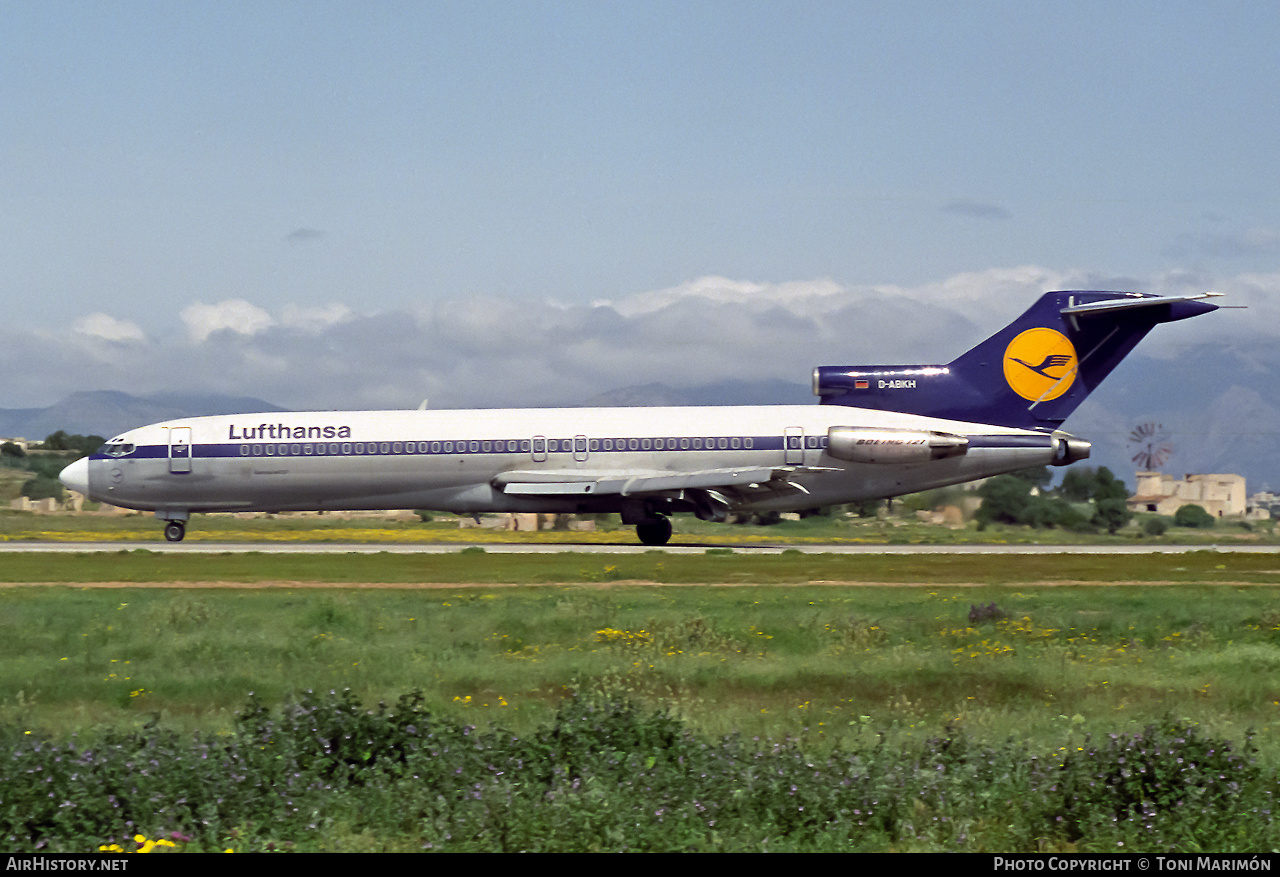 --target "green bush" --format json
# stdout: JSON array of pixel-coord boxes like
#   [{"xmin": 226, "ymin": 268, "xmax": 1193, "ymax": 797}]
[
  {"xmin": 2, "ymin": 691, "xmax": 1274, "ymax": 852},
  {"xmin": 20, "ymin": 475, "xmax": 63, "ymax": 501},
  {"xmin": 1055, "ymin": 721, "xmax": 1261, "ymax": 847},
  {"xmin": 1091, "ymin": 497, "xmax": 1133, "ymax": 534},
  {"xmin": 1174, "ymin": 504, "xmax": 1216, "ymax": 528}
]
